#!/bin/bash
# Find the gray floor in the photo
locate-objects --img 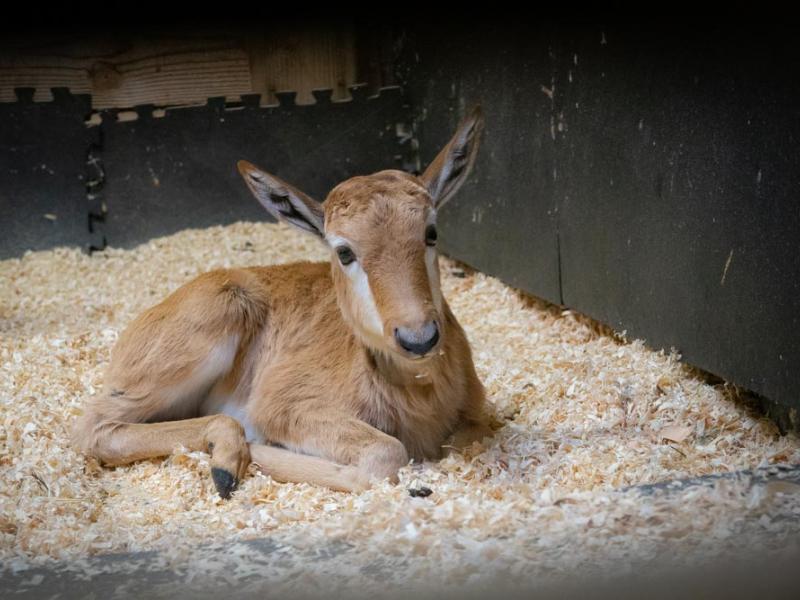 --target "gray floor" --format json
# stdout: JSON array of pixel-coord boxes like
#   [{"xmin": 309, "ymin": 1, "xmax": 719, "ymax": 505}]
[{"xmin": 3, "ymin": 465, "xmax": 800, "ymax": 599}]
